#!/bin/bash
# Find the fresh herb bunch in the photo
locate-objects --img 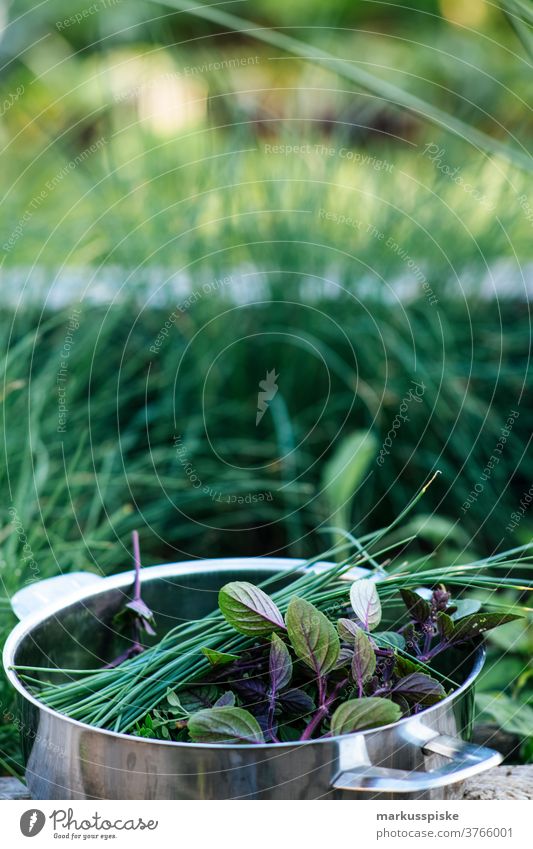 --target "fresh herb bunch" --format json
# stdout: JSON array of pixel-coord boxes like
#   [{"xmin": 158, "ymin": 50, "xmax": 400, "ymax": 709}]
[
  {"xmin": 133, "ymin": 579, "xmax": 519, "ymax": 744},
  {"xmin": 14, "ymin": 486, "xmax": 532, "ymax": 739}
]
